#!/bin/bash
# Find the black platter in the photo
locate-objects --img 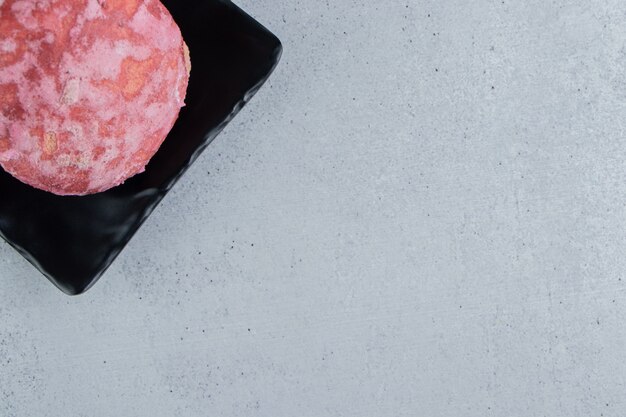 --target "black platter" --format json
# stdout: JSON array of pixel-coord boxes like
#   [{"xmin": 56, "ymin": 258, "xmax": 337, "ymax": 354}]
[{"xmin": 0, "ymin": 0, "xmax": 282, "ymax": 295}]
